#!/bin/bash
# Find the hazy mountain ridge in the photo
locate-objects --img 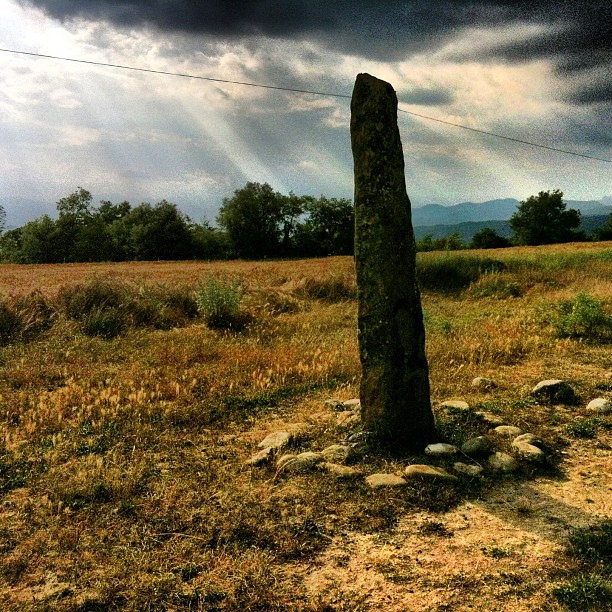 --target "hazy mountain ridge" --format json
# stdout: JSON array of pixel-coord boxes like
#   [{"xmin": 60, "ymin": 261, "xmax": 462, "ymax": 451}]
[
  {"xmin": 414, "ymin": 215, "xmax": 611, "ymax": 242},
  {"xmin": 412, "ymin": 197, "xmax": 612, "ymax": 227}
]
